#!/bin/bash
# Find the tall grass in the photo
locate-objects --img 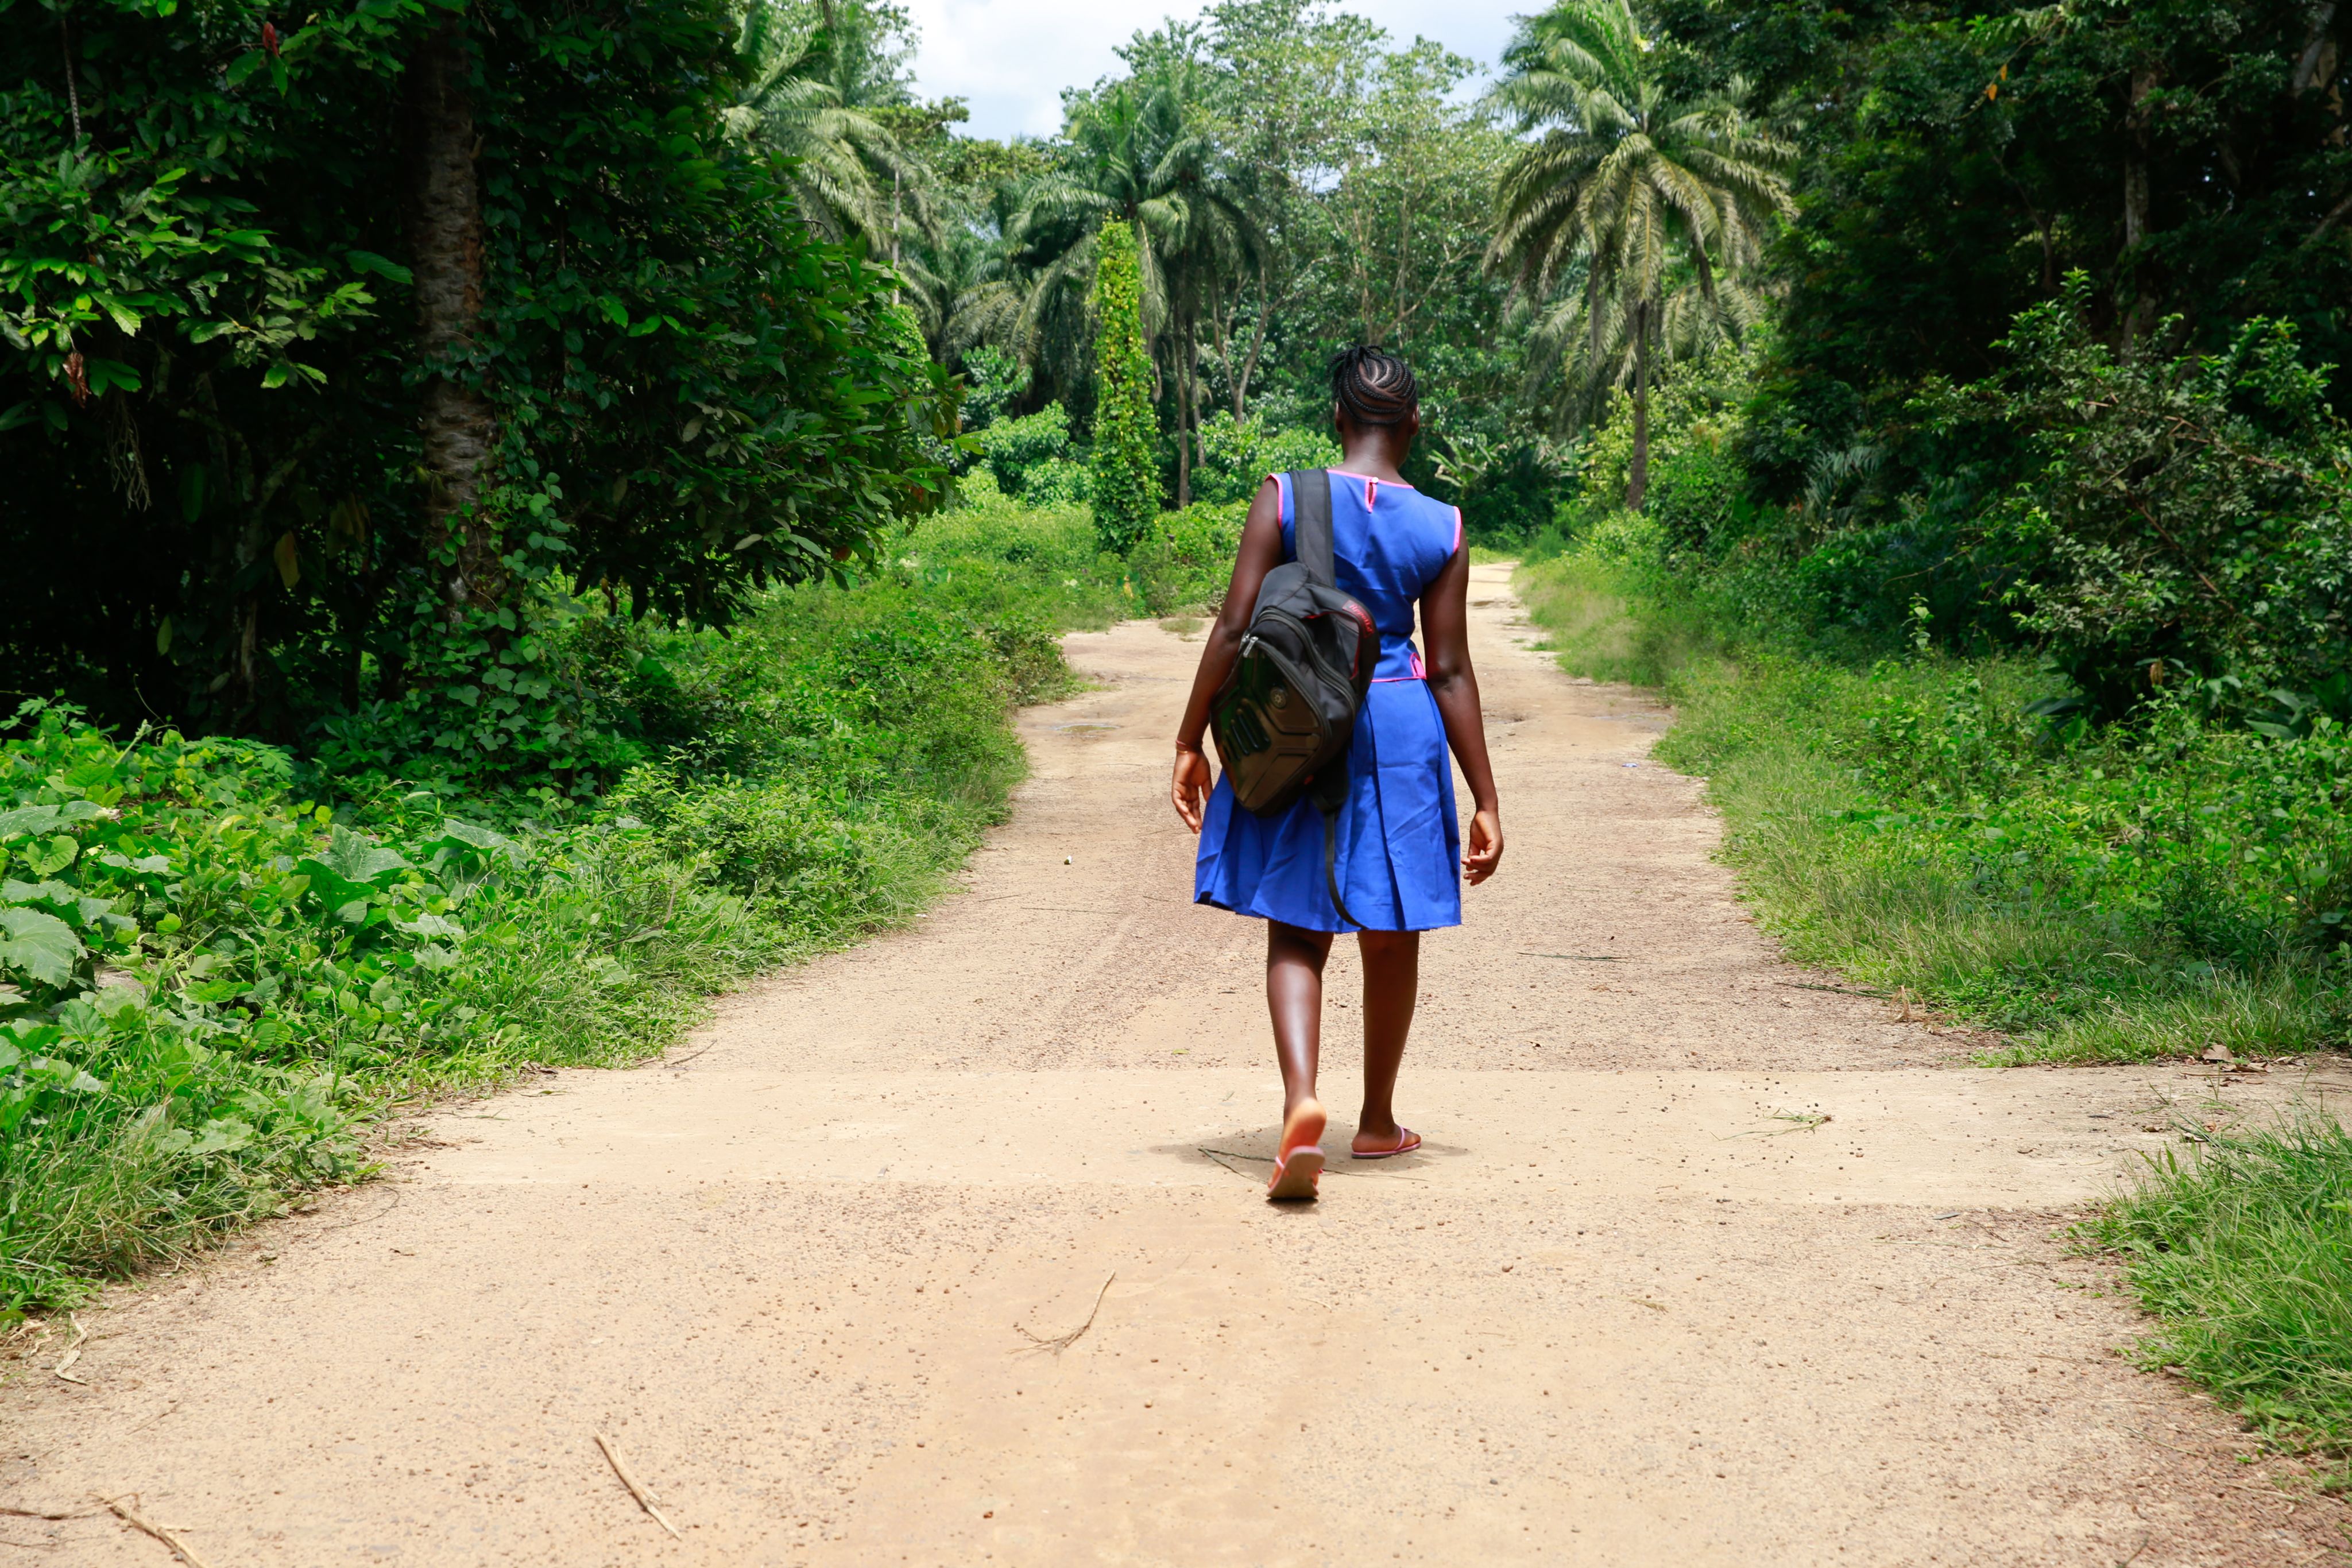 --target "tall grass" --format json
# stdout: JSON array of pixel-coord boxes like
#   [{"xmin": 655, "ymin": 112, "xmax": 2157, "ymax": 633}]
[
  {"xmin": 1516, "ymin": 548, "xmax": 2352, "ymax": 1066},
  {"xmin": 2087, "ymin": 1116, "xmax": 2352, "ymax": 1485}
]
